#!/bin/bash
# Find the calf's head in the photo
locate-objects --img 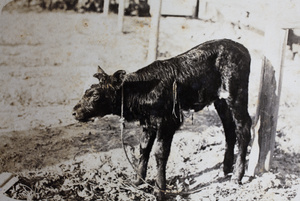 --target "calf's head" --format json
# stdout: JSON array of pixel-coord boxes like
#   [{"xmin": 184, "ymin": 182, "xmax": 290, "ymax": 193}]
[{"xmin": 73, "ymin": 66, "xmax": 126, "ymax": 122}]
